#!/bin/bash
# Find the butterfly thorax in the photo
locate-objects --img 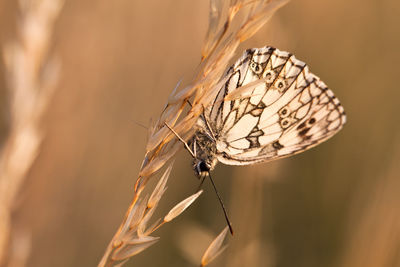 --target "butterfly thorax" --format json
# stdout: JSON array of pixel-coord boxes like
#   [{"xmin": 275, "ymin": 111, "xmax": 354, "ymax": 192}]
[{"xmin": 188, "ymin": 129, "xmax": 219, "ymax": 178}]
